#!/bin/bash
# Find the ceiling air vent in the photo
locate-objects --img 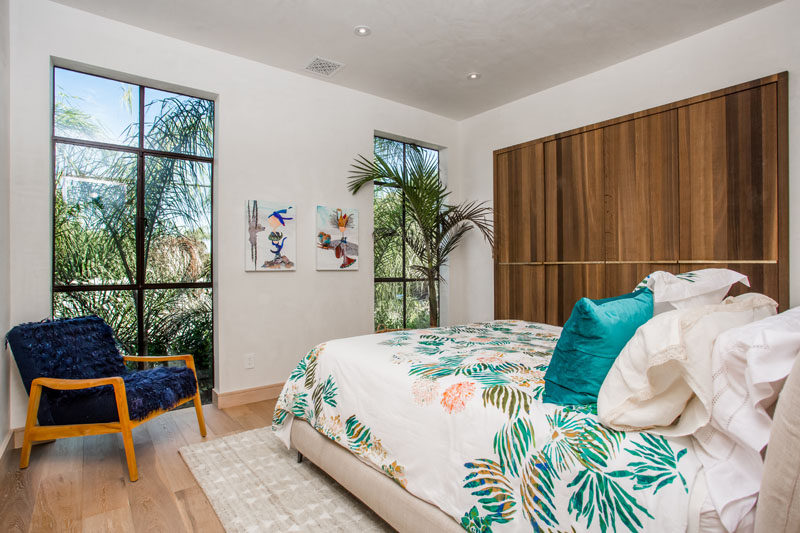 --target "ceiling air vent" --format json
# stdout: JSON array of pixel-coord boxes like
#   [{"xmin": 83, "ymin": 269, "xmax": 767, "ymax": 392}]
[{"xmin": 304, "ymin": 56, "xmax": 344, "ymax": 77}]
